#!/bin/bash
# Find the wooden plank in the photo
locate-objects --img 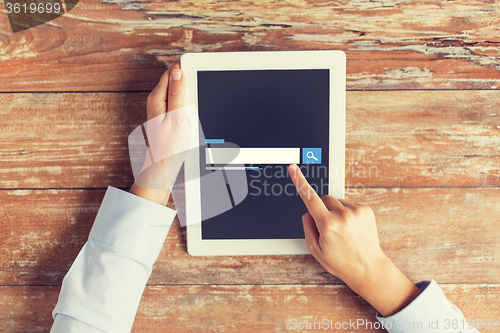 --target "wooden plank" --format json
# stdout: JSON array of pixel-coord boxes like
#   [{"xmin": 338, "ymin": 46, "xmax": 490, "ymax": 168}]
[
  {"xmin": 345, "ymin": 90, "xmax": 500, "ymax": 187},
  {"xmin": 137, "ymin": 284, "xmax": 500, "ymax": 332},
  {"xmin": 0, "ymin": 92, "xmax": 145, "ymax": 188},
  {"xmin": 1, "ymin": 90, "xmax": 499, "ymax": 188},
  {"xmin": 1, "ymin": 1, "xmax": 500, "ymax": 91},
  {"xmin": 1, "ymin": 188, "xmax": 499, "ymax": 286},
  {"xmin": 1, "ymin": 284, "xmax": 499, "ymax": 332}
]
